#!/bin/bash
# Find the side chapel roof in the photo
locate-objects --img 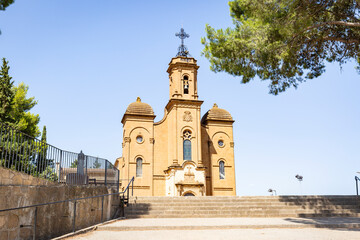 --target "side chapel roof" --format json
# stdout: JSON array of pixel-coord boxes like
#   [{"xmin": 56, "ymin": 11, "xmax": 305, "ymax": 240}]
[
  {"xmin": 201, "ymin": 103, "xmax": 233, "ymax": 123},
  {"xmin": 125, "ymin": 97, "xmax": 154, "ymax": 115}
]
